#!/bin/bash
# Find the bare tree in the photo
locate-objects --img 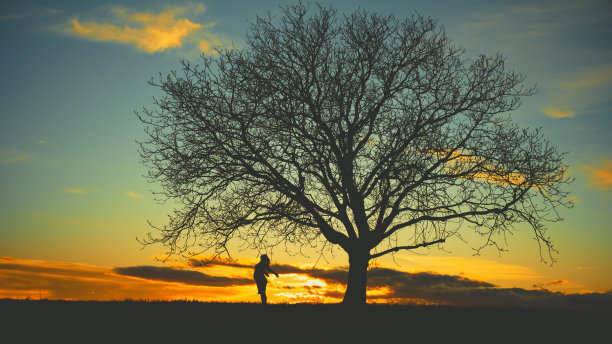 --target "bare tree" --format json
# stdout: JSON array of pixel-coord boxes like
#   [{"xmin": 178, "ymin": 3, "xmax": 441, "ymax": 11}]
[{"xmin": 137, "ymin": 2, "xmax": 572, "ymax": 304}]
